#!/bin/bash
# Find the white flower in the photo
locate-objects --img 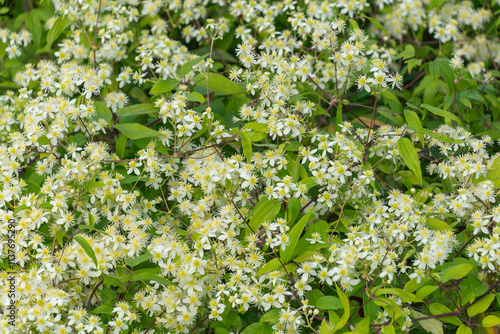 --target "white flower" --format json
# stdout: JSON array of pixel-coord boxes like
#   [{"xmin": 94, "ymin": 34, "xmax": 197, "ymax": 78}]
[
  {"xmin": 356, "ymin": 75, "xmax": 370, "ymax": 92},
  {"xmin": 306, "ymin": 232, "xmax": 324, "ymax": 244}
]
